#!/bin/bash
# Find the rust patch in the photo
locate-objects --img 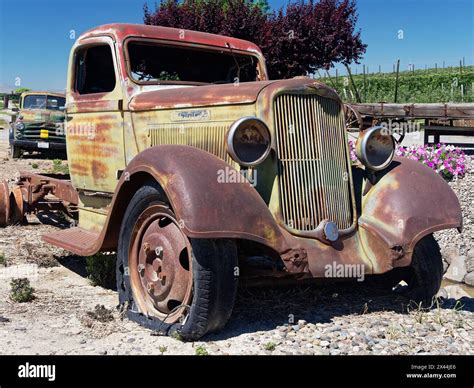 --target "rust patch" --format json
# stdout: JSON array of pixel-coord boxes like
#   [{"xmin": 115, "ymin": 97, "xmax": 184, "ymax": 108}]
[
  {"xmin": 359, "ymin": 157, "xmax": 462, "ymax": 255},
  {"xmin": 91, "ymin": 160, "xmax": 109, "ymax": 180}
]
